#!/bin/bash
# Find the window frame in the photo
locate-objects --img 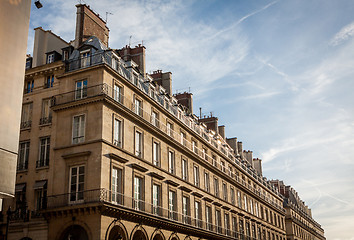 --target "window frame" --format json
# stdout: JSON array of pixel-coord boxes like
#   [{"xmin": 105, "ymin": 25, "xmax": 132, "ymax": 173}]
[
  {"xmin": 69, "ymin": 165, "xmax": 85, "ymax": 203},
  {"xmin": 72, "ymin": 114, "xmax": 86, "ymax": 144},
  {"xmin": 37, "ymin": 136, "xmax": 50, "ymax": 168}
]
